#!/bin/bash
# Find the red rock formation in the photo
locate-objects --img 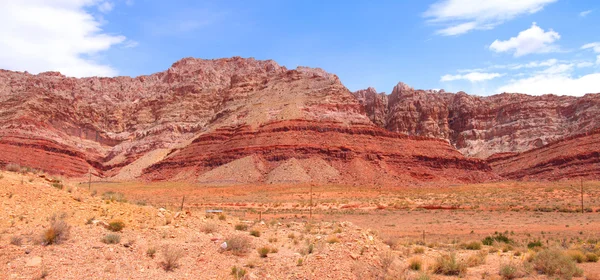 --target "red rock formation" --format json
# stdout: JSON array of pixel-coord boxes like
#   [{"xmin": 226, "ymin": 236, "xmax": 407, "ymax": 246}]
[
  {"xmin": 353, "ymin": 82, "xmax": 600, "ymax": 158},
  {"xmin": 142, "ymin": 120, "xmax": 495, "ymax": 184},
  {"xmin": 0, "ymin": 57, "xmax": 496, "ymax": 184},
  {"xmin": 488, "ymin": 129, "xmax": 600, "ymax": 180}
]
